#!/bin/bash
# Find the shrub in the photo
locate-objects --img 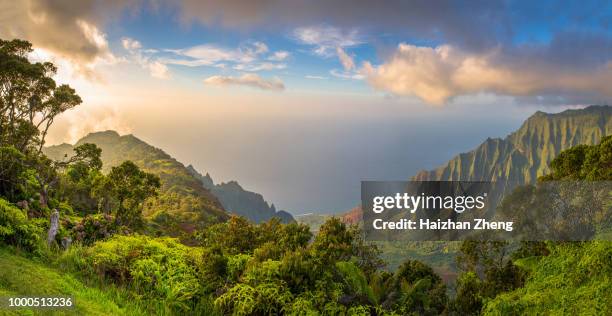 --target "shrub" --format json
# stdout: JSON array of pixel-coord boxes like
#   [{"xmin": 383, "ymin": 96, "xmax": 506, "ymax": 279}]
[
  {"xmin": 214, "ymin": 282, "xmax": 294, "ymax": 315},
  {"xmin": 483, "ymin": 242, "xmax": 612, "ymax": 315},
  {"xmin": 79, "ymin": 235, "xmax": 203, "ymax": 313},
  {"xmin": 226, "ymin": 254, "xmax": 252, "ymax": 282},
  {"xmin": 71, "ymin": 213, "xmax": 120, "ymax": 245},
  {"xmin": 0, "ymin": 198, "xmax": 43, "ymax": 253}
]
